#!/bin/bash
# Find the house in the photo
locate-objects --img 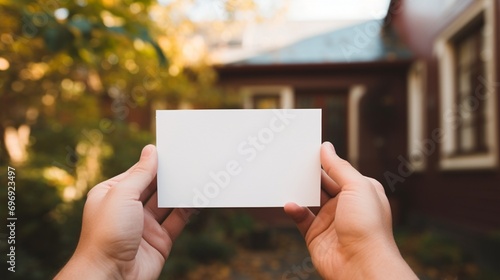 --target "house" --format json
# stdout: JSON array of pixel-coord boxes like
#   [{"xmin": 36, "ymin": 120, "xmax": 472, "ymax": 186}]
[
  {"xmin": 391, "ymin": 0, "xmax": 499, "ymax": 231},
  {"xmin": 214, "ymin": 0, "xmax": 500, "ymax": 231}
]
